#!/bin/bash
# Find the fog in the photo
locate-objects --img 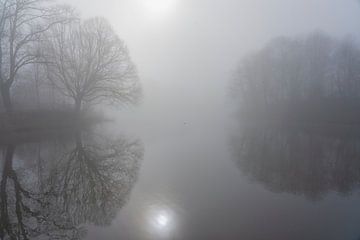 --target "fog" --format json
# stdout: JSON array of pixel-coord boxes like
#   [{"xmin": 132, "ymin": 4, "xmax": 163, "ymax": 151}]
[
  {"xmin": 52, "ymin": 0, "xmax": 360, "ymax": 146},
  {"xmin": 55, "ymin": 1, "xmax": 360, "ymax": 239},
  {"xmin": 2, "ymin": 0, "xmax": 360, "ymax": 239},
  {"xmin": 57, "ymin": 0, "xmax": 360, "ymax": 138}
]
